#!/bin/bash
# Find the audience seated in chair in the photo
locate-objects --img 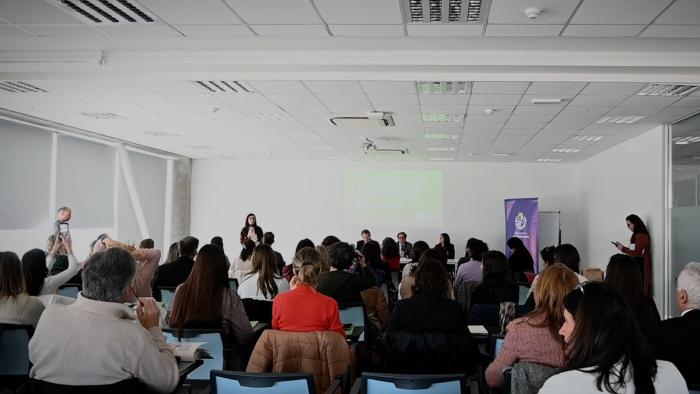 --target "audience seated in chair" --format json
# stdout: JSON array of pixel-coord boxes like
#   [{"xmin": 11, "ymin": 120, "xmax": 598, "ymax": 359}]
[
  {"xmin": 230, "ymin": 239, "xmax": 255, "ymax": 280},
  {"xmin": 237, "ymin": 244, "xmax": 290, "ymax": 301},
  {"xmin": 380, "ymin": 237, "xmax": 401, "ymax": 271},
  {"xmin": 399, "ymin": 249, "xmax": 453, "ymax": 300},
  {"xmin": 455, "ymin": 238, "xmax": 488, "ymax": 285},
  {"xmin": 471, "ymin": 251, "xmax": 518, "ymax": 305},
  {"xmin": 485, "ymin": 263, "xmax": 578, "ymax": 389},
  {"xmin": 653, "ymin": 261, "xmax": 700, "ymax": 386},
  {"xmin": 22, "ymin": 241, "xmax": 79, "ymax": 307},
  {"xmin": 0, "ymin": 252, "xmax": 44, "ymax": 328},
  {"xmin": 272, "ymin": 247, "xmax": 345, "ymax": 338},
  {"xmin": 359, "ymin": 241, "xmax": 387, "ymax": 288},
  {"xmin": 154, "ymin": 236, "xmax": 198, "ymax": 289},
  {"xmin": 317, "ymin": 242, "xmax": 377, "ymax": 305},
  {"xmin": 28, "ymin": 248, "xmax": 179, "ymax": 393},
  {"xmin": 282, "ymin": 238, "xmax": 315, "ymax": 282},
  {"xmin": 400, "ymin": 241, "xmax": 429, "ymax": 279},
  {"xmin": 554, "ymin": 244, "xmax": 588, "ymax": 284},
  {"xmin": 382, "ymin": 259, "xmax": 478, "ymax": 375},
  {"xmin": 523, "ymin": 246, "xmax": 556, "ymax": 307},
  {"xmin": 539, "ymin": 282, "xmax": 687, "ymax": 394},
  {"xmin": 360, "ymin": 287, "xmax": 390, "ymax": 333},
  {"xmin": 102, "ymin": 237, "xmax": 161, "ymax": 299}
]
